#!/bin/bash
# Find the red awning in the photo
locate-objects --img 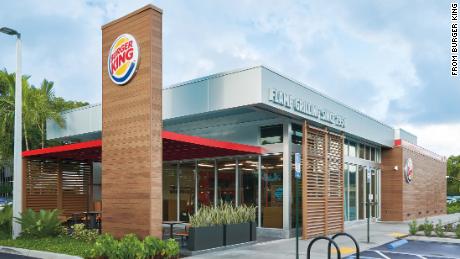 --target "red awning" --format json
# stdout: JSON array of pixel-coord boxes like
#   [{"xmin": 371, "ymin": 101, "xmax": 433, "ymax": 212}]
[{"xmin": 22, "ymin": 131, "xmax": 264, "ymax": 161}]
